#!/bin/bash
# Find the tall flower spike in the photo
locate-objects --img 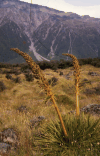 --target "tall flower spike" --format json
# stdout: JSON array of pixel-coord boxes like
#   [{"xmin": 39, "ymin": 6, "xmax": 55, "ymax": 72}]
[
  {"xmin": 62, "ymin": 53, "xmax": 80, "ymax": 117},
  {"xmin": 10, "ymin": 48, "xmax": 68, "ymax": 140}
]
